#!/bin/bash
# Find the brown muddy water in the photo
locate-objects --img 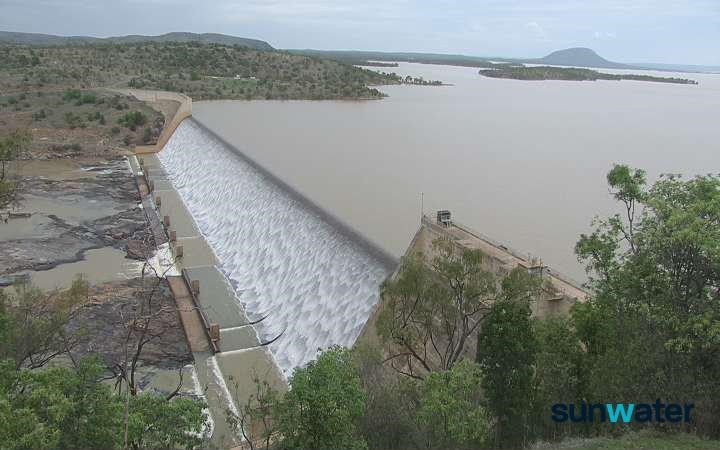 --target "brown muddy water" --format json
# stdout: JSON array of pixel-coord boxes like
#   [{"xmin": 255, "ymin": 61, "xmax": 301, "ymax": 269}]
[
  {"xmin": 194, "ymin": 63, "xmax": 720, "ymax": 281},
  {"xmin": 1, "ymin": 158, "xmax": 143, "ymax": 290},
  {"xmin": 18, "ymin": 247, "xmax": 143, "ymax": 291}
]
